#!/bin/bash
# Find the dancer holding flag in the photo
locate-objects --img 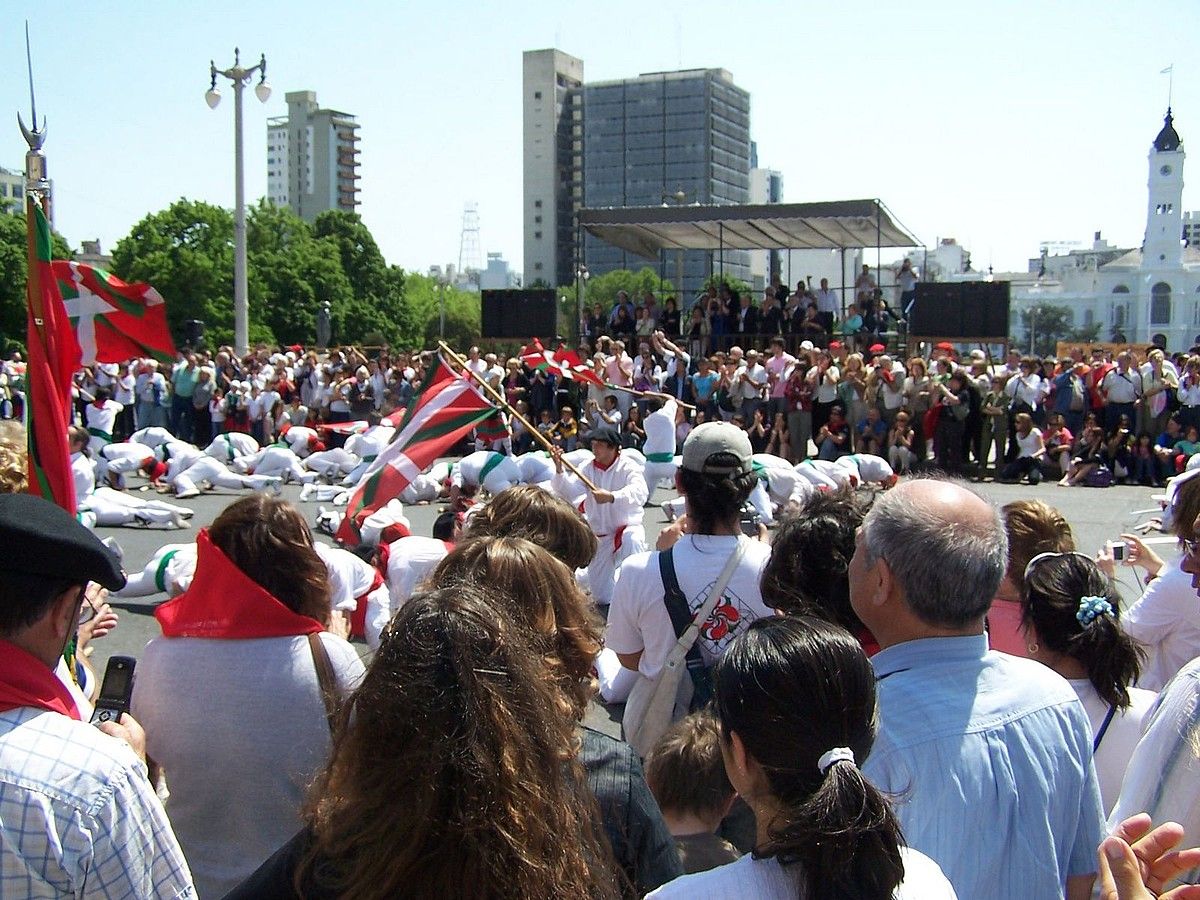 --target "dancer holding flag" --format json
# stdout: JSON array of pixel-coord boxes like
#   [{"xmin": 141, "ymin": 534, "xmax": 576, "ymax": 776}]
[{"xmin": 551, "ymin": 425, "xmax": 648, "ymax": 607}]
